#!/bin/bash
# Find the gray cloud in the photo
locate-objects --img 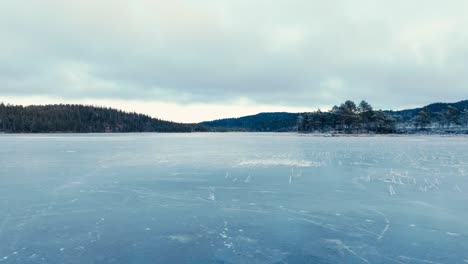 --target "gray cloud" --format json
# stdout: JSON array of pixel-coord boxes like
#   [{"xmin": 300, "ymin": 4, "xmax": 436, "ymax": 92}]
[{"xmin": 1, "ymin": 0, "xmax": 468, "ymax": 109}]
